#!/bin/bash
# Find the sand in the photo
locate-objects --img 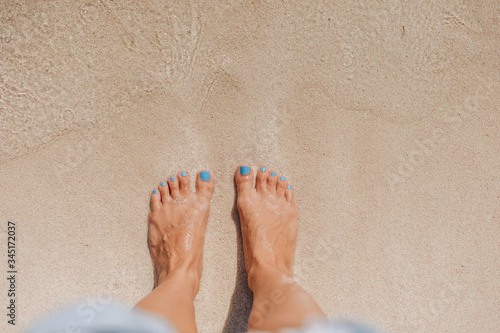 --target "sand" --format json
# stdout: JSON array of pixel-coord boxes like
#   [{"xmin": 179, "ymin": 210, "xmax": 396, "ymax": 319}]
[{"xmin": 0, "ymin": 1, "xmax": 499, "ymax": 332}]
